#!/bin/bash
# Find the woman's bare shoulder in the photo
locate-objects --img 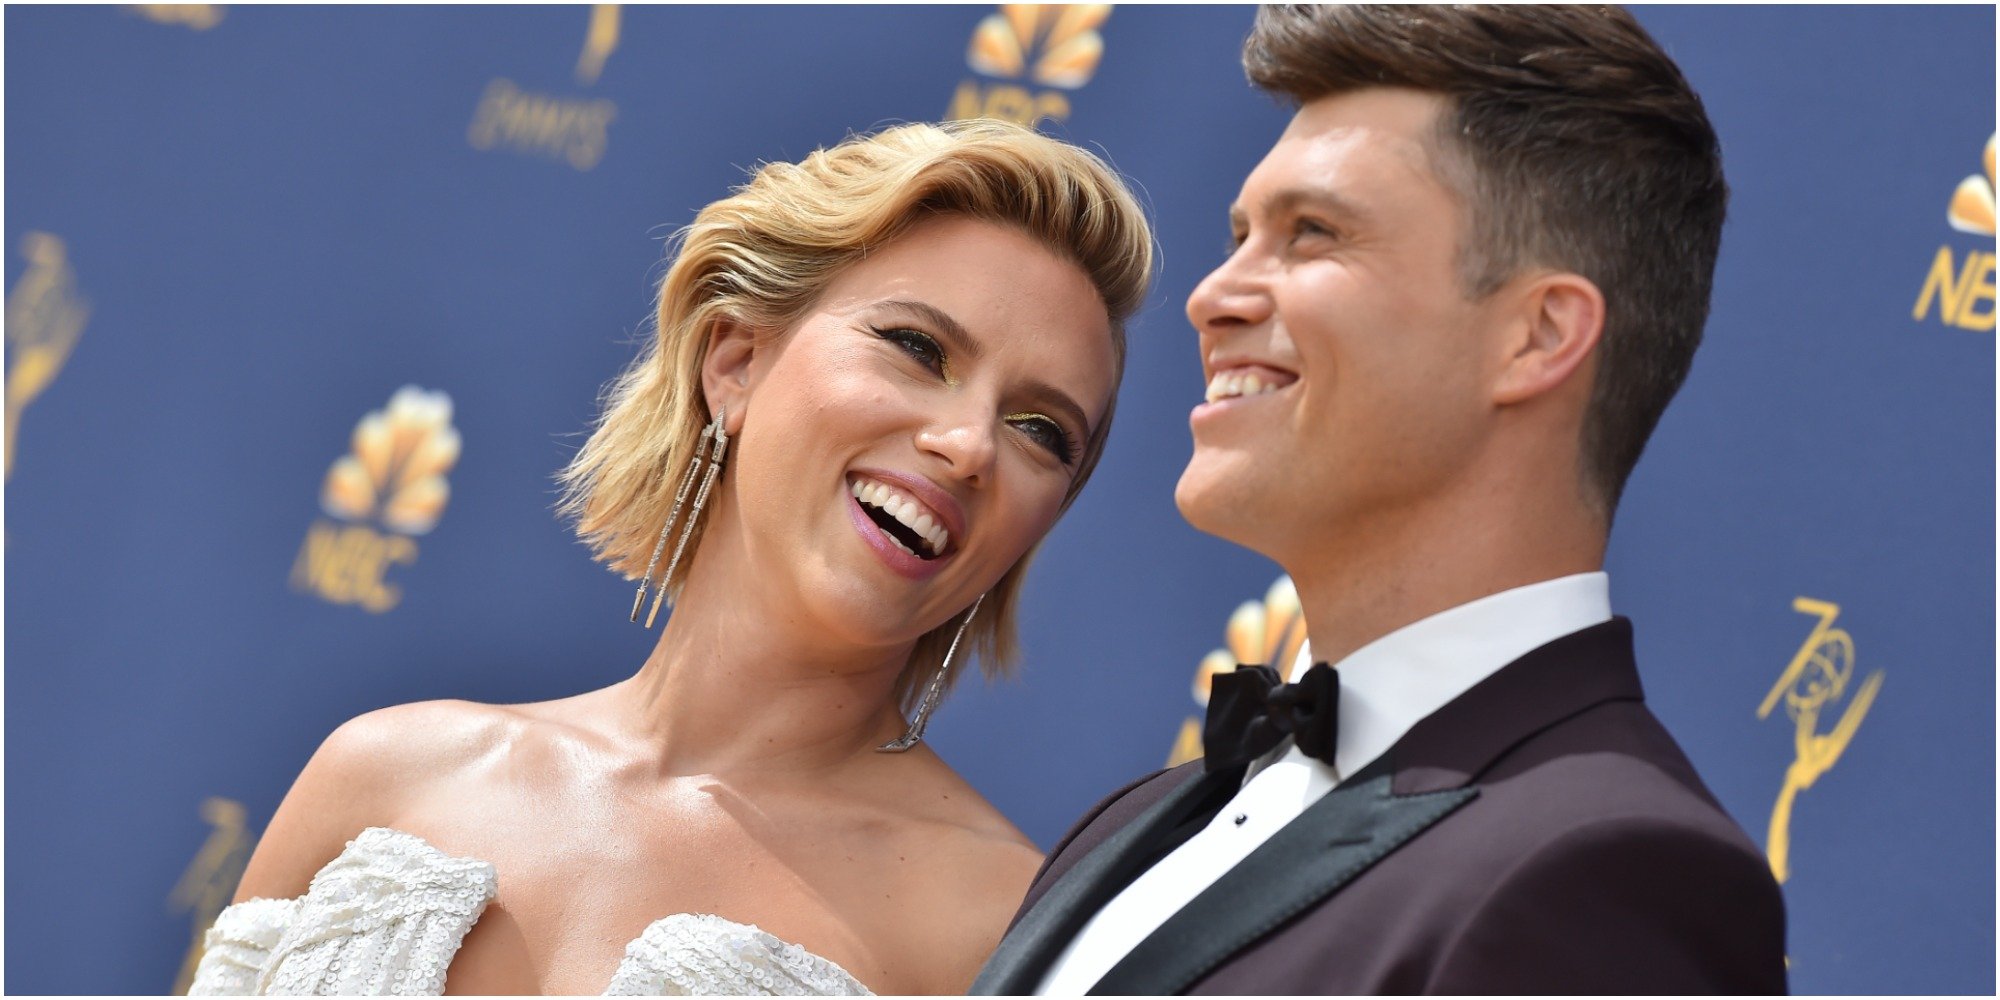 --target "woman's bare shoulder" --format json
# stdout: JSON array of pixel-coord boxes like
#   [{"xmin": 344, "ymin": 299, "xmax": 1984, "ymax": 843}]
[
  {"xmin": 929, "ymin": 785, "xmax": 1043, "ymax": 903},
  {"xmin": 877, "ymin": 760, "xmax": 1044, "ymax": 991},
  {"xmin": 321, "ymin": 699, "xmax": 528, "ymax": 781},
  {"xmin": 926, "ymin": 807, "xmax": 1044, "ymax": 926},
  {"xmin": 892, "ymin": 753, "xmax": 1040, "ymax": 849},
  {"xmin": 231, "ymin": 699, "xmax": 528, "ymax": 903}
]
